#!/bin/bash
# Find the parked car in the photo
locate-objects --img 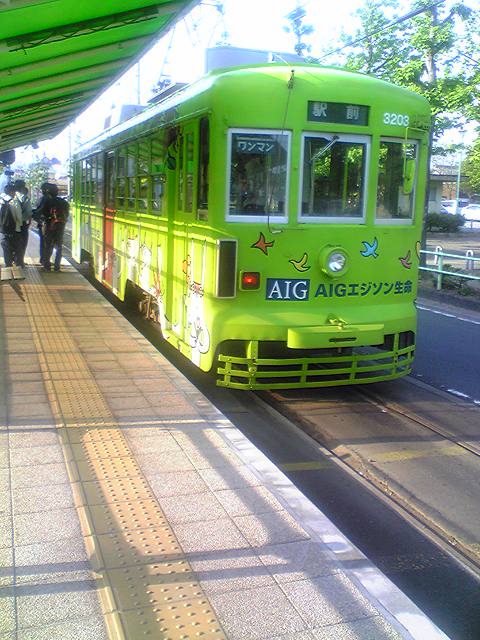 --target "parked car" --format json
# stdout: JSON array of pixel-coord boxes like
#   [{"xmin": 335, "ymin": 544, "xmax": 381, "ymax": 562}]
[
  {"xmin": 461, "ymin": 203, "xmax": 480, "ymax": 221},
  {"xmin": 442, "ymin": 198, "xmax": 469, "ymax": 214}
]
